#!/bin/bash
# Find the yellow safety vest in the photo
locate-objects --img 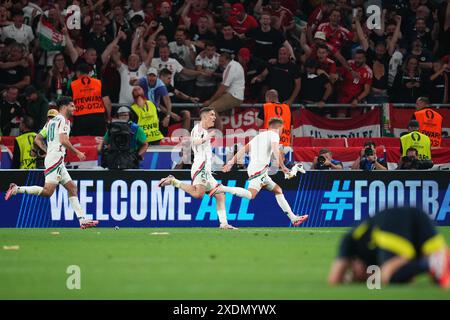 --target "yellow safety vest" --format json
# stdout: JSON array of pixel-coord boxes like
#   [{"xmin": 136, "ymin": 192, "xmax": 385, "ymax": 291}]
[
  {"xmin": 400, "ymin": 131, "xmax": 431, "ymax": 160},
  {"xmin": 131, "ymin": 100, "xmax": 164, "ymax": 143},
  {"xmin": 16, "ymin": 131, "xmax": 37, "ymax": 169}
]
